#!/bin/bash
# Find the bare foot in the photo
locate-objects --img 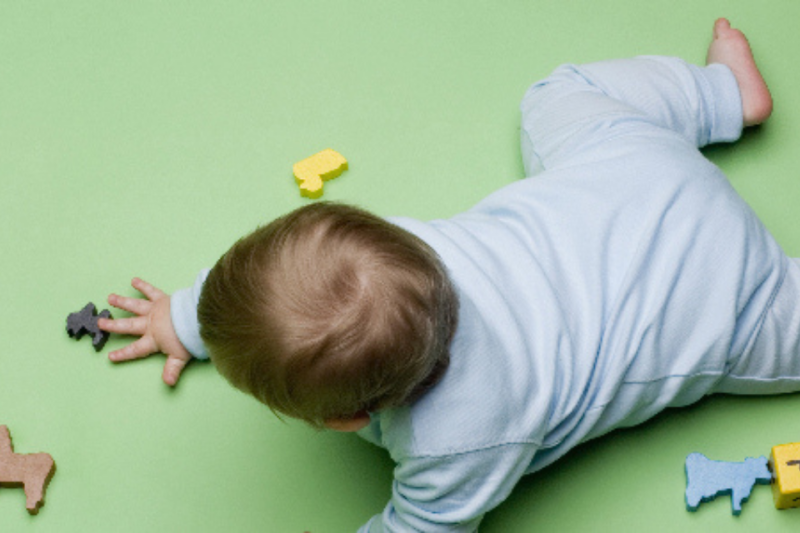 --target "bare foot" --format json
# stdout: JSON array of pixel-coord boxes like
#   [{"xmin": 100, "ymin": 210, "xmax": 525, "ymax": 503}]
[{"xmin": 706, "ymin": 18, "xmax": 773, "ymax": 127}]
